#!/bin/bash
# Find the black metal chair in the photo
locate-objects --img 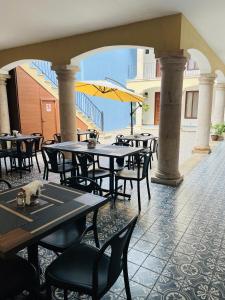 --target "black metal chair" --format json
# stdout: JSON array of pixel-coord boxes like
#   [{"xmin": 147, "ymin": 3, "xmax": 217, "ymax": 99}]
[
  {"xmin": 0, "ymin": 178, "xmax": 11, "ymax": 192},
  {"xmin": 140, "ymin": 132, "xmax": 153, "ymax": 148},
  {"xmin": 115, "ymin": 153, "xmax": 151, "ymax": 212},
  {"xmin": 41, "ymin": 148, "xmax": 74, "ymax": 182},
  {"xmin": 45, "ymin": 215, "xmax": 138, "ymax": 300},
  {"xmin": 9, "ymin": 139, "xmax": 38, "ymax": 178},
  {"xmin": 76, "ymin": 153, "xmax": 111, "ymax": 186},
  {"xmin": 31, "ymin": 132, "xmax": 44, "ymax": 152},
  {"xmin": 39, "ymin": 176, "xmax": 103, "ymax": 253},
  {"xmin": 0, "ymin": 255, "xmax": 39, "ymax": 300},
  {"xmin": 54, "ymin": 133, "xmax": 62, "ymax": 143},
  {"xmin": 0, "ymin": 133, "xmax": 11, "ymax": 176},
  {"xmin": 88, "ymin": 129, "xmax": 100, "ymax": 143}
]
